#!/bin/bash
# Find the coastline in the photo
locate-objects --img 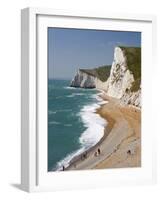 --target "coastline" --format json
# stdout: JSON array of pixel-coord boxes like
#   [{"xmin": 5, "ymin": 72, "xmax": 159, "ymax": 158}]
[{"xmin": 66, "ymin": 93, "xmax": 141, "ymax": 171}]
